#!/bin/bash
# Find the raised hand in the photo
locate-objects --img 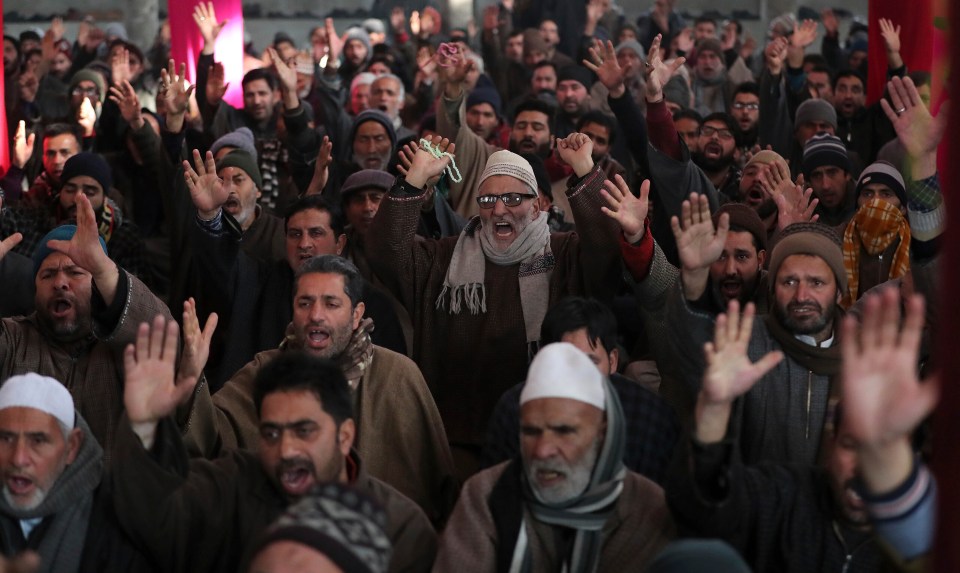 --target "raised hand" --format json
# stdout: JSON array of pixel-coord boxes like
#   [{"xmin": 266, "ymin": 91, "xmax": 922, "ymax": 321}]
[
  {"xmin": 0, "ymin": 234, "xmax": 24, "ymax": 263},
  {"xmin": 108, "ymin": 80, "xmax": 144, "ymax": 129},
  {"xmin": 601, "ymin": 176, "xmax": 650, "ymax": 242},
  {"xmin": 721, "ymin": 21, "xmax": 738, "ymax": 51},
  {"xmin": 583, "ymin": 39, "xmax": 625, "ymax": 97},
  {"xmin": 177, "ymin": 298, "xmax": 218, "ymax": 388},
  {"xmin": 482, "ymin": 5, "xmax": 499, "ymax": 32},
  {"xmin": 841, "ymin": 289, "xmax": 938, "ymax": 492},
  {"xmin": 404, "ymin": 136, "xmax": 454, "ymax": 189},
  {"xmin": 12, "ymin": 121, "xmax": 36, "ymax": 169},
  {"xmin": 305, "ymin": 136, "xmax": 334, "ymax": 196},
  {"xmin": 110, "ymin": 47, "xmax": 131, "ymax": 86},
  {"xmin": 324, "ymin": 18, "xmax": 344, "ymax": 67},
  {"xmin": 878, "ymin": 18, "xmax": 901, "ymax": 54},
  {"xmin": 880, "ymin": 76, "xmax": 947, "ymax": 179},
  {"xmin": 672, "ymin": 193, "xmax": 727, "ymax": 301},
  {"xmin": 46, "ymin": 192, "xmax": 117, "ymax": 282},
  {"xmin": 673, "ymin": 27, "xmax": 694, "ymax": 54},
  {"xmin": 821, "ymin": 9, "xmax": 839, "ymax": 36},
  {"xmin": 439, "ymin": 44, "xmax": 474, "ymax": 97},
  {"xmin": 77, "ymin": 97, "xmax": 97, "ymax": 138},
  {"xmin": 790, "ymin": 19, "xmax": 818, "ymax": 49},
  {"xmin": 555, "ymin": 132, "xmax": 595, "ymax": 177},
  {"xmin": 18, "ymin": 72, "xmax": 39, "ymax": 103},
  {"xmin": 193, "ymin": 1, "xmax": 227, "ymax": 55},
  {"xmin": 397, "ymin": 140, "xmax": 442, "ymax": 190},
  {"xmin": 123, "ymin": 315, "xmax": 194, "ymax": 448},
  {"xmin": 158, "ymin": 59, "xmax": 195, "ymax": 133},
  {"xmin": 645, "ymin": 33, "xmax": 686, "ymax": 102},
  {"xmin": 740, "ymin": 34, "xmax": 757, "ymax": 61},
  {"xmin": 183, "ymin": 149, "xmax": 227, "ymax": 218},
  {"xmin": 205, "ymin": 61, "xmax": 229, "ymax": 106},
  {"xmin": 410, "ymin": 11, "xmax": 422, "ymax": 36},
  {"xmin": 764, "ymin": 36, "xmax": 788, "ymax": 75},
  {"xmin": 585, "ymin": 0, "xmax": 604, "ymax": 35}
]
